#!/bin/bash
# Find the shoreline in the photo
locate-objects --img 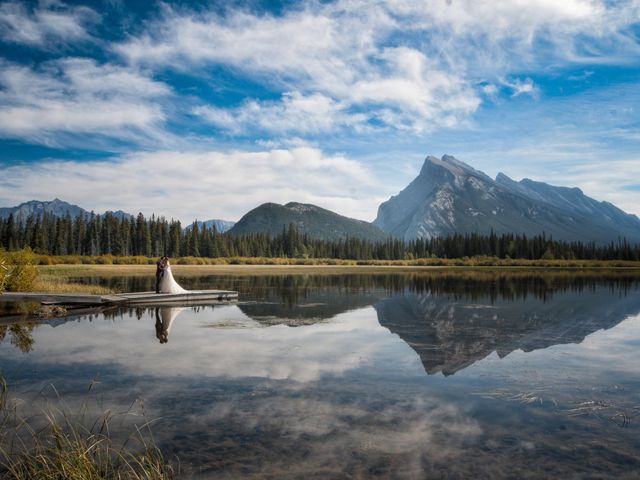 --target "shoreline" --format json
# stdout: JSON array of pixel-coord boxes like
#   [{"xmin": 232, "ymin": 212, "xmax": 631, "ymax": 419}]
[{"xmin": 37, "ymin": 262, "xmax": 640, "ymax": 277}]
